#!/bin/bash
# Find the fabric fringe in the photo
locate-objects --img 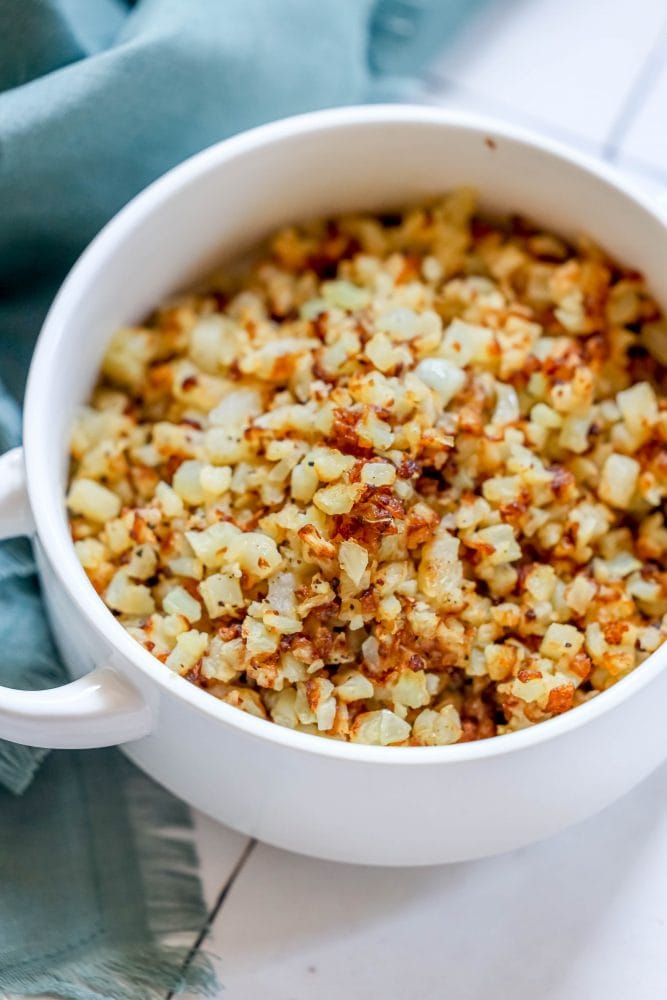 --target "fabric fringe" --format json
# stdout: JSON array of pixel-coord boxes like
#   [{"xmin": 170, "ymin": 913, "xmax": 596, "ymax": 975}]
[
  {"xmin": 0, "ymin": 741, "xmax": 49, "ymax": 796},
  {"xmin": 1, "ymin": 765, "xmax": 219, "ymax": 999},
  {"xmin": 0, "ymin": 945, "xmax": 217, "ymax": 1000},
  {"xmin": 125, "ymin": 767, "xmax": 216, "ymax": 941}
]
